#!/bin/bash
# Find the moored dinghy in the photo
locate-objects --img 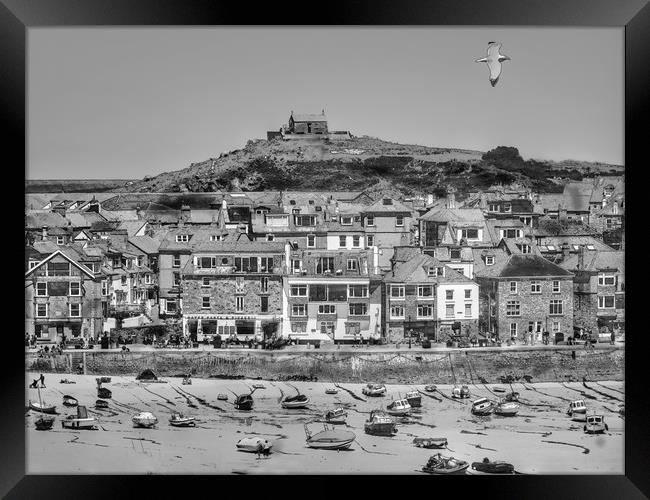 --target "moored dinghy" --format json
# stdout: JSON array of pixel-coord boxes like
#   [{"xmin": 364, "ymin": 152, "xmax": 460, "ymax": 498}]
[
  {"xmin": 386, "ymin": 398, "xmax": 412, "ymax": 417},
  {"xmin": 325, "ymin": 387, "xmax": 338, "ymax": 395},
  {"xmin": 304, "ymin": 423, "xmax": 355, "ymax": 450},
  {"xmin": 471, "ymin": 398, "xmax": 495, "ymax": 416},
  {"xmin": 471, "ymin": 457, "xmax": 515, "ymax": 474},
  {"xmin": 494, "ymin": 399, "xmax": 520, "ymax": 416},
  {"xmin": 29, "ymin": 400, "xmax": 57, "ymax": 414},
  {"xmin": 62, "ymin": 395, "xmax": 78, "ymax": 407},
  {"xmin": 35, "ymin": 415, "xmax": 55, "ymax": 430},
  {"xmin": 422, "ymin": 453, "xmax": 469, "ymax": 475},
  {"xmin": 62, "ymin": 405, "xmax": 97, "ymax": 430},
  {"xmin": 236, "ymin": 436, "xmax": 273, "ymax": 453},
  {"xmin": 413, "ymin": 437, "xmax": 448, "ymax": 449},
  {"xmin": 424, "ymin": 384, "xmax": 437, "ymax": 393},
  {"xmin": 584, "ymin": 414, "xmax": 608, "ymax": 434},
  {"xmin": 234, "ymin": 387, "xmax": 258, "ymax": 411},
  {"xmin": 324, "ymin": 407, "xmax": 348, "ymax": 424},
  {"xmin": 132, "ymin": 411, "xmax": 158, "ymax": 428},
  {"xmin": 169, "ymin": 412, "xmax": 196, "ymax": 427},
  {"xmin": 364, "ymin": 410, "xmax": 397, "ymax": 436},
  {"xmin": 95, "ymin": 399, "xmax": 109, "ymax": 409},
  {"xmin": 362, "ymin": 383, "xmax": 387, "ymax": 397},
  {"xmin": 281, "ymin": 394, "xmax": 310, "ymax": 409},
  {"xmin": 405, "ymin": 390, "xmax": 422, "ymax": 408}
]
